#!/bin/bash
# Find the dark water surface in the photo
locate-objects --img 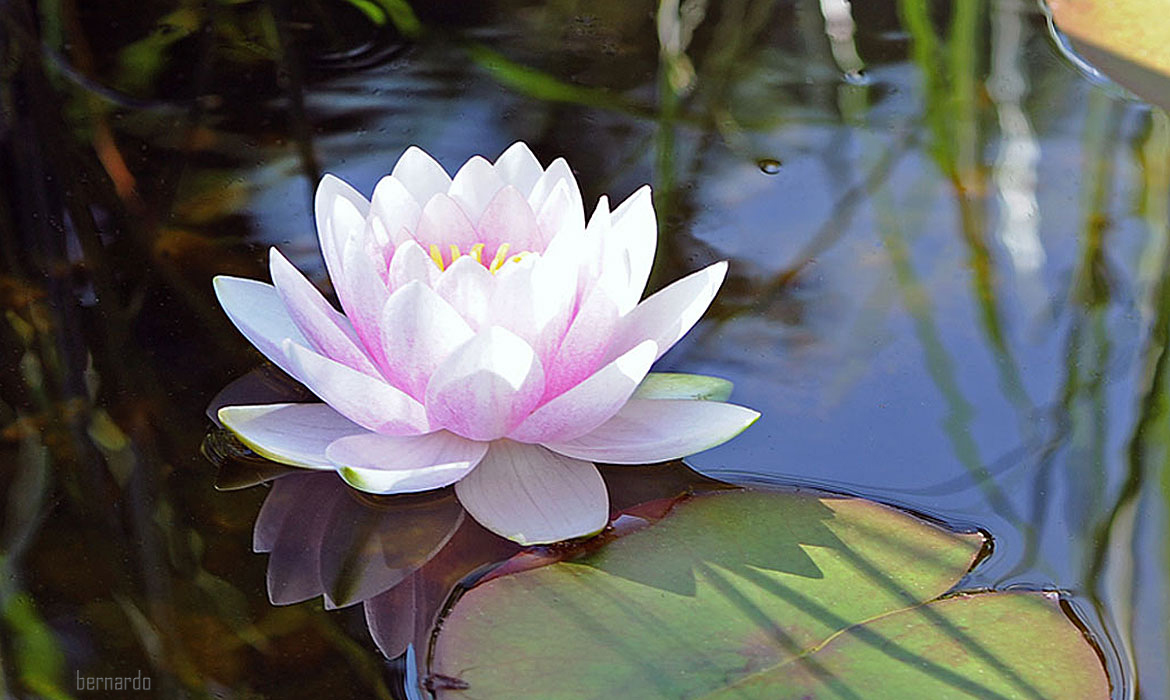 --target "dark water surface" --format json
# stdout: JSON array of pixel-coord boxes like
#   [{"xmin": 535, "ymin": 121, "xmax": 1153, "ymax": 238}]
[{"xmin": 2, "ymin": 0, "xmax": 1166, "ymax": 697}]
